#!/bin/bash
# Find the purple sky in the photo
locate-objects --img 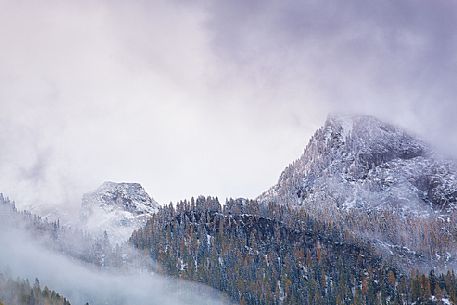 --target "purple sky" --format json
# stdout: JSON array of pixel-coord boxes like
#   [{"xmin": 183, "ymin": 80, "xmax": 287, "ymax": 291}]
[{"xmin": 0, "ymin": 0, "xmax": 456, "ymax": 211}]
